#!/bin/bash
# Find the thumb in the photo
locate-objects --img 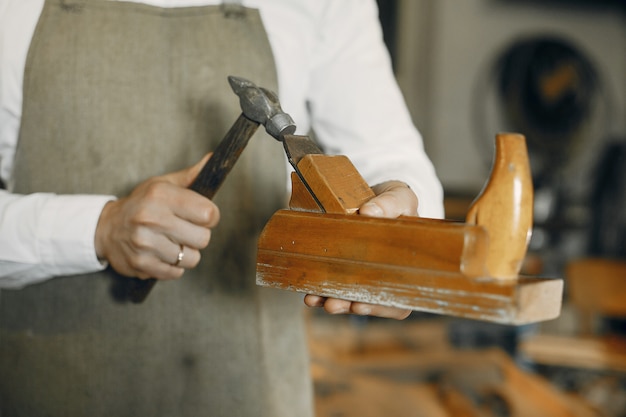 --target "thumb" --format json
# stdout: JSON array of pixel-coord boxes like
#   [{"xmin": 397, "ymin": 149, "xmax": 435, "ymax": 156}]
[
  {"xmin": 164, "ymin": 153, "xmax": 213, "ymax": 188},
  {"xmin": 359, "ymin": 181, "xmax": 418, "ymax": 218}
]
